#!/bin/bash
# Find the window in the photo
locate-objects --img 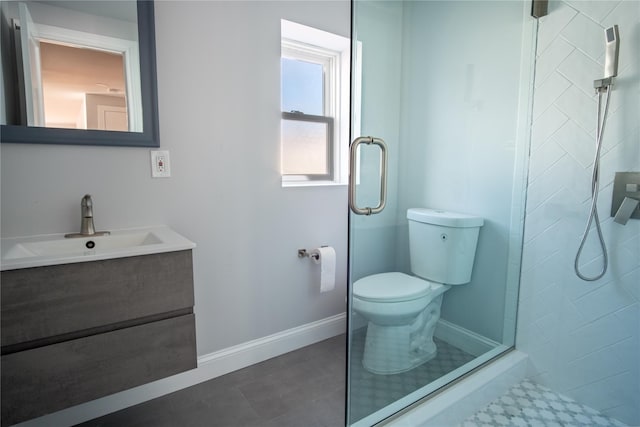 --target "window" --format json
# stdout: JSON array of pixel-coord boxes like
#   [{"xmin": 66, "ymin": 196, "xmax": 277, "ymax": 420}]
[
  {"xmin": 281, "ymin": 112, "xmax": 333, "ymax": 177},
  {"xmin": 280, "ymin": 20, "xmax": 350, "ymax": 186}
]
